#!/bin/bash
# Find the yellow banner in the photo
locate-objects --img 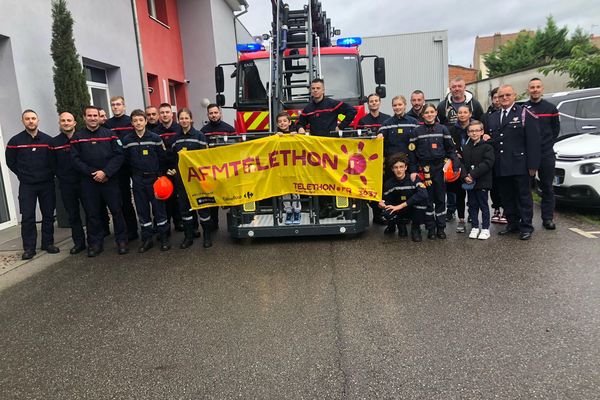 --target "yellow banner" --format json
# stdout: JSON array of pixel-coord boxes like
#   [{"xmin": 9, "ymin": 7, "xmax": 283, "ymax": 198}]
[{"xmin": 178, "ymin": 135, "xmax": 383, "ymax": 209}]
